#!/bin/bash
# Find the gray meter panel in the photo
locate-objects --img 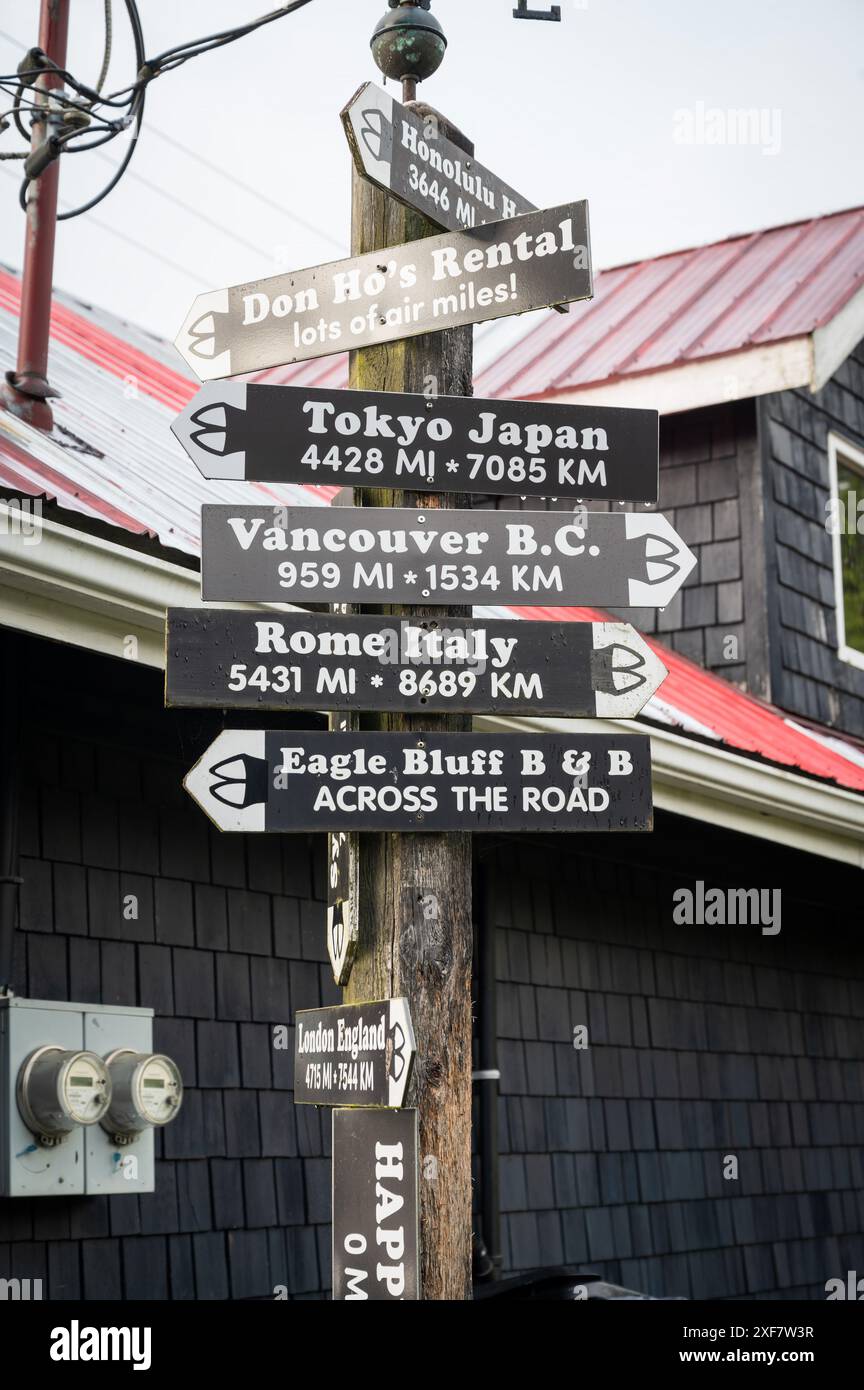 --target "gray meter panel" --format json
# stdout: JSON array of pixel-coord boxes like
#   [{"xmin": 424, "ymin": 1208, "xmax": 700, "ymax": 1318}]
[
  {"xmin": 84, "ymin": 1006, "xmax": 155, "ymax": 1195},
  {"xmin": 0, "ymin": 999, "xmax": 88, "ymax": 1197}
]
